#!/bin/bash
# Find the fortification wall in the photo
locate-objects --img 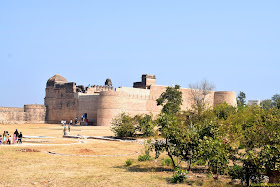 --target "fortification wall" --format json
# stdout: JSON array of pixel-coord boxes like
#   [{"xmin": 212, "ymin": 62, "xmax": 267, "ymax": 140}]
[
  {"xmin": 45, "ymin": 85, "xmax": 78, "ymax": 124},
  {"xmin": 214, "ymin": 91, "xmax": 237, "ymax": 106},
  {"xmin": 0, "ymin": 107, "xmax": 26, "ymax": 124},
  {"xmin": 0, "ymin": 105, "xmax": 46, "ymax": 124},
  {"xmin": 97, "ymin": 91, "xmax": 129, "ymax": 126},
  {"xmin": 24, "ymin": 104, "xmax": 46, "ymax": 124},
  {"xmin": 77, "ymin": 94, "xmax": 99, "ymax": 125}
]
